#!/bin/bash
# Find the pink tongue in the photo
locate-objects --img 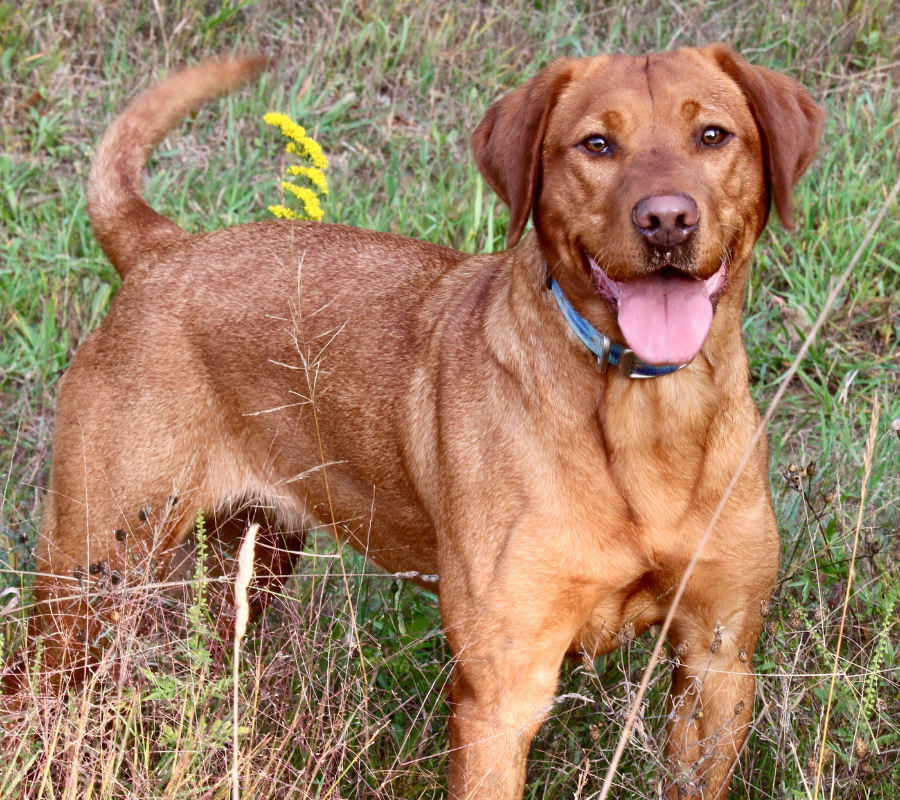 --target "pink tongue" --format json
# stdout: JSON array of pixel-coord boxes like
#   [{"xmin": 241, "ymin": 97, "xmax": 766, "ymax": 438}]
[{"xmin": 617, "ymin": 271, "xmax": 713, "ymax": 365}]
